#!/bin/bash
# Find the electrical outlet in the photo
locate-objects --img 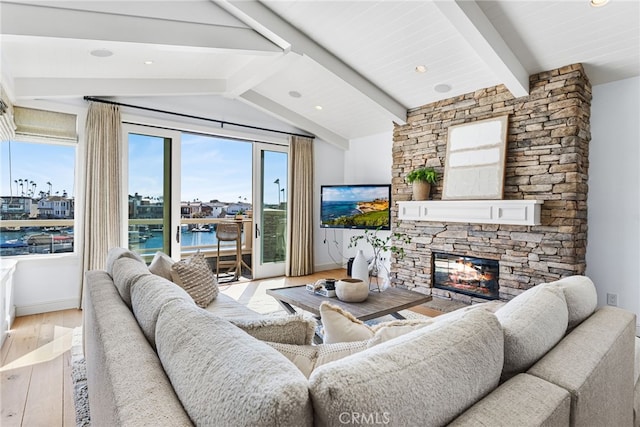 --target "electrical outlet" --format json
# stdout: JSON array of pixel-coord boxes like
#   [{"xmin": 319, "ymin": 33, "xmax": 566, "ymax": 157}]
[{"xmin": 606, "ymin": 293, "xmax": 618, "ymax": 306}]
